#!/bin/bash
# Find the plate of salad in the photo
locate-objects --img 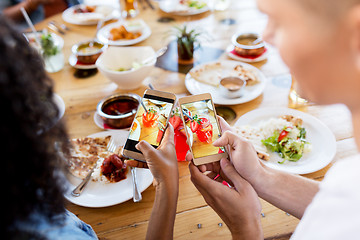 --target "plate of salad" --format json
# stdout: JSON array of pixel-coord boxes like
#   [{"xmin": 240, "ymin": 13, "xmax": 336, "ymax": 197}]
[
  {"xmin": 159, "ymin": 0, "xmax": 209, "ymax": 16},
  {"xmin": 234, "ymin": 107, "xmax": 336, "ymax": 174}
]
